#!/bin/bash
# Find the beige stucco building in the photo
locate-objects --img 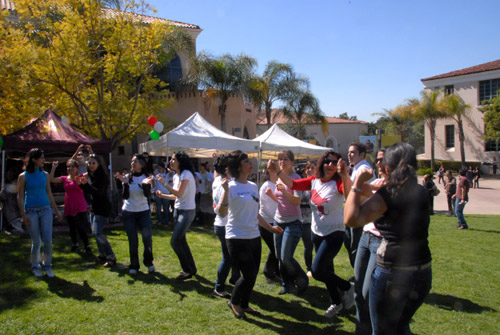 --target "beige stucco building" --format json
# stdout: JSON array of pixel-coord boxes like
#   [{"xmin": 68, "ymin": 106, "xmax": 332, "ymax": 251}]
[
  {"xmin": 421, "ymin": 59, "xmax": 500, "ymax": 170},
  {"xmin": 256, "ymin": 110, "xmax": 369, "ymax": 159}
]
